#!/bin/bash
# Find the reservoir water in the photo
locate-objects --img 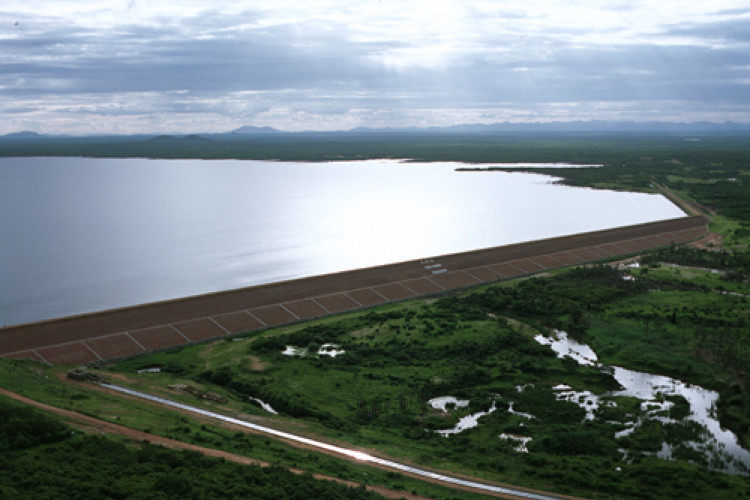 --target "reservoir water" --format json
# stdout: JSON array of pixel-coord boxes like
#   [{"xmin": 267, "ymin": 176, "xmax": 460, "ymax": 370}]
[{"xmin": 0, "ymin": 157, "xmax": 685, "ymax": 326}]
